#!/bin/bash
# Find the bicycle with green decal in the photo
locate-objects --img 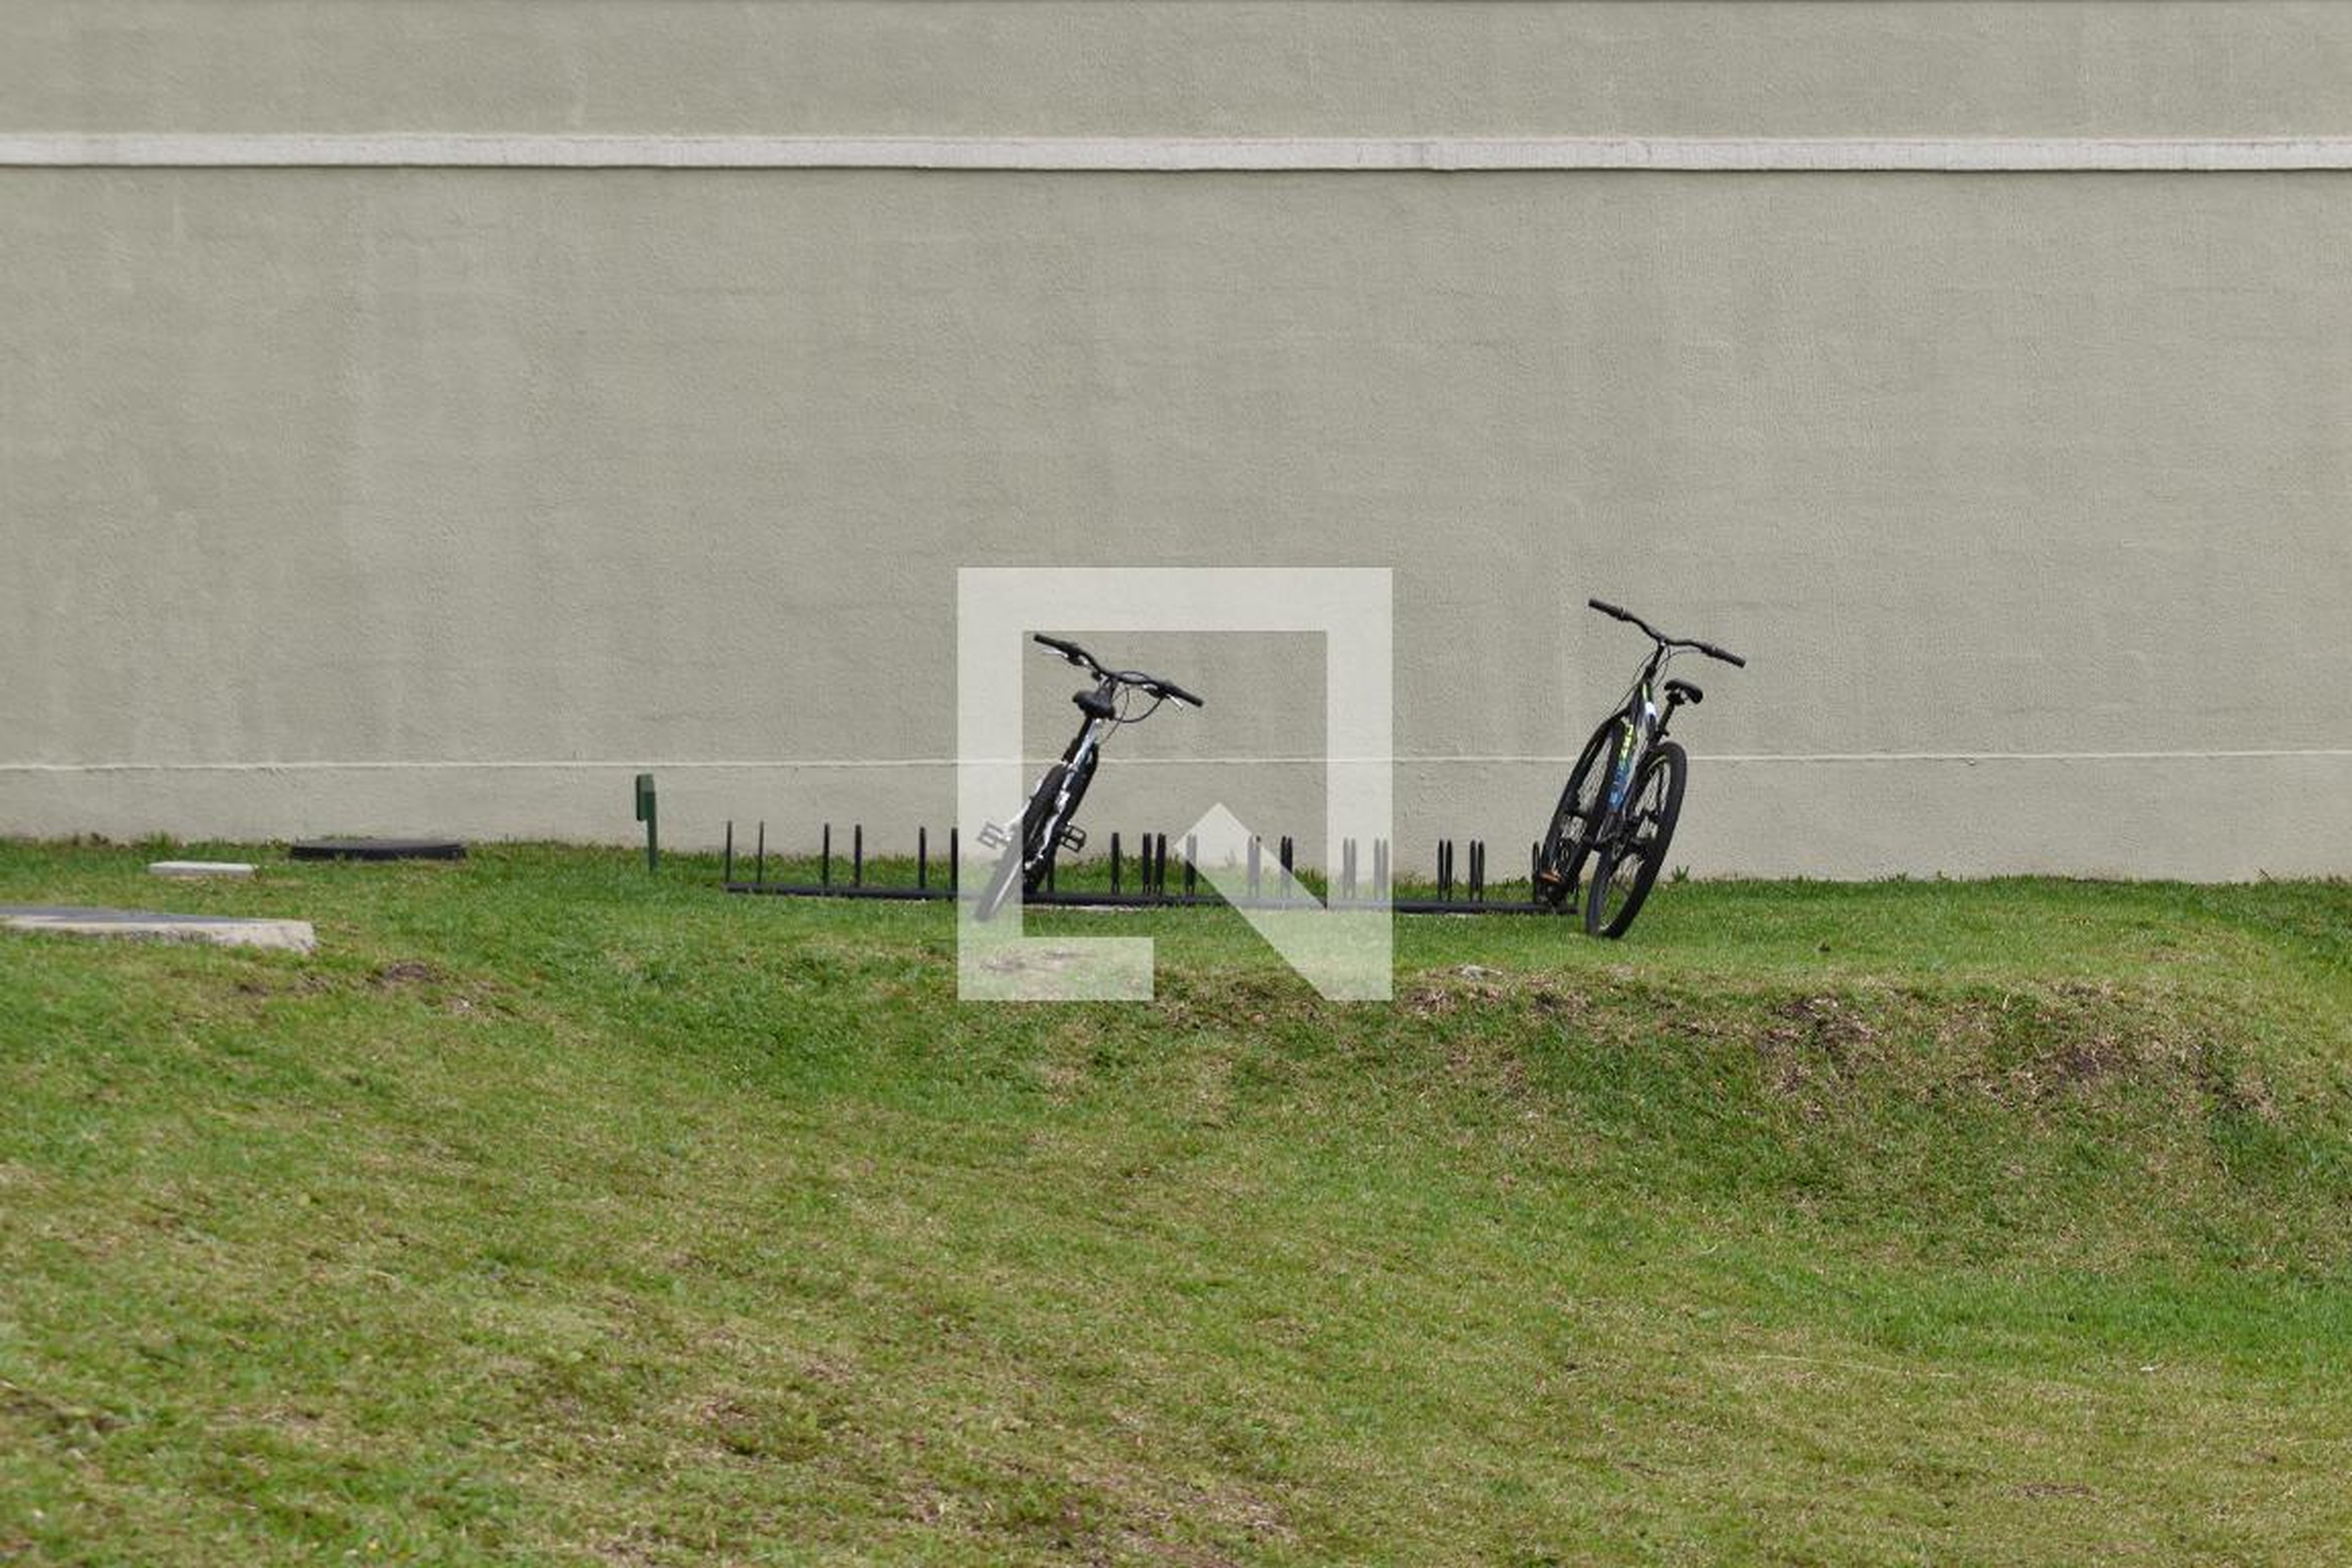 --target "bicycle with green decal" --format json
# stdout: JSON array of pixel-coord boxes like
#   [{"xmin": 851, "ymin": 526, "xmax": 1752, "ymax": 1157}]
[{"xmin": 1534, "ymin": 598, "xmax": 1747, "ymax": 937}]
